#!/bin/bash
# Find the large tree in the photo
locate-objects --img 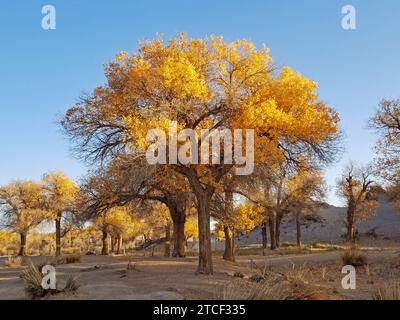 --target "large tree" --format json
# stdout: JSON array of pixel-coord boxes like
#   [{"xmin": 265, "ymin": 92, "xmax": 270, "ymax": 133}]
[{"xmin": 62, "ymin": 34, "xmax": 340, "ymax": 274}]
